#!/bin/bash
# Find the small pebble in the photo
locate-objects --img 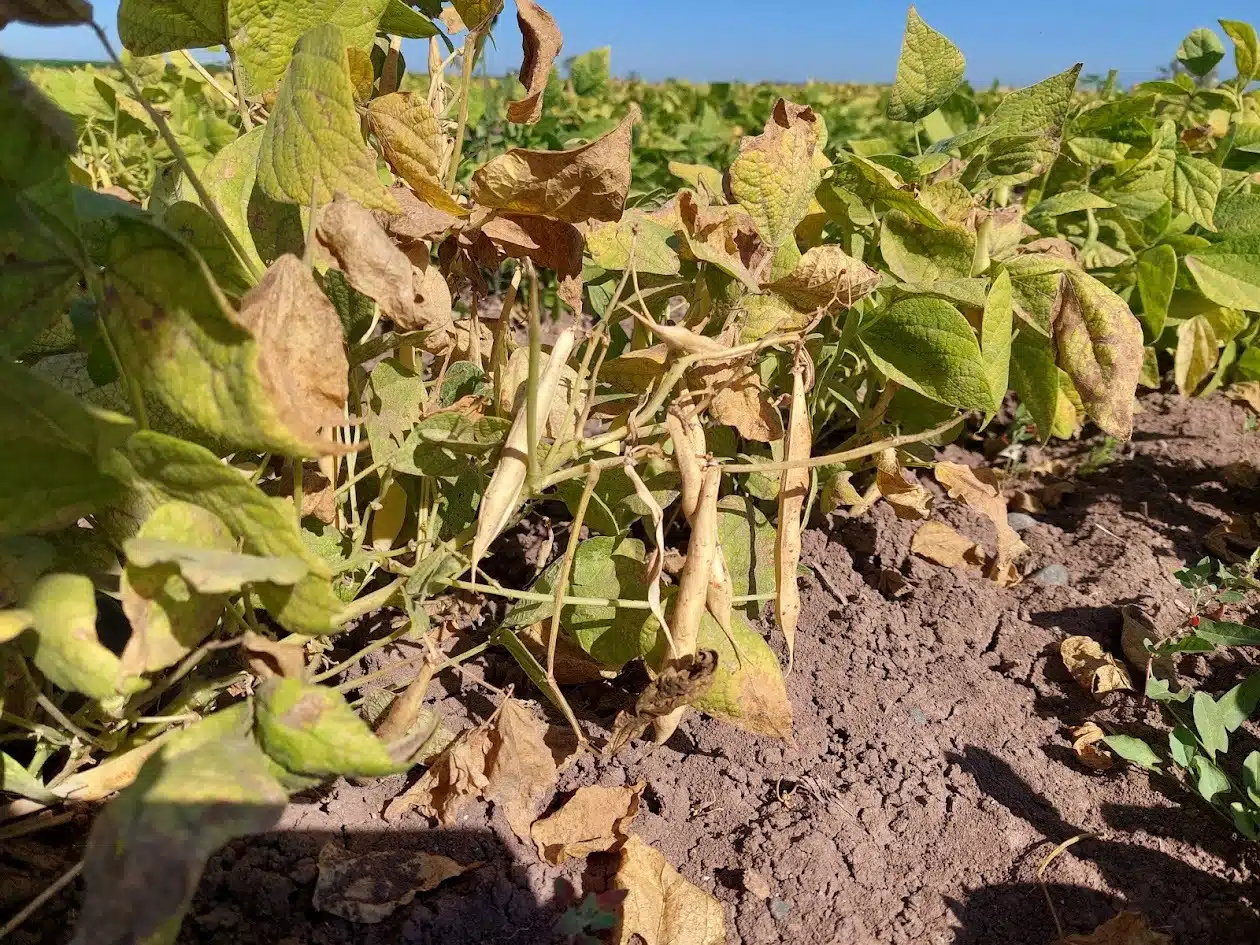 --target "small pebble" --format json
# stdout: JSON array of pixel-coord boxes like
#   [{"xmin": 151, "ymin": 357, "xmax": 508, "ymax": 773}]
[
  {"xmin": 909, "ymin": 706, "xmax": 927, "ymax": 726},
  {"xmin": 1006, "ymin": 512, "xmax": 1038, "ymax": 532},
  {"xmin": 1031, "ymin": 563, "xmax": 1070, "ymax": 586},
  {"xmin": 770, "ymin": 899, "xmax": 792, "ymax": 922}
]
